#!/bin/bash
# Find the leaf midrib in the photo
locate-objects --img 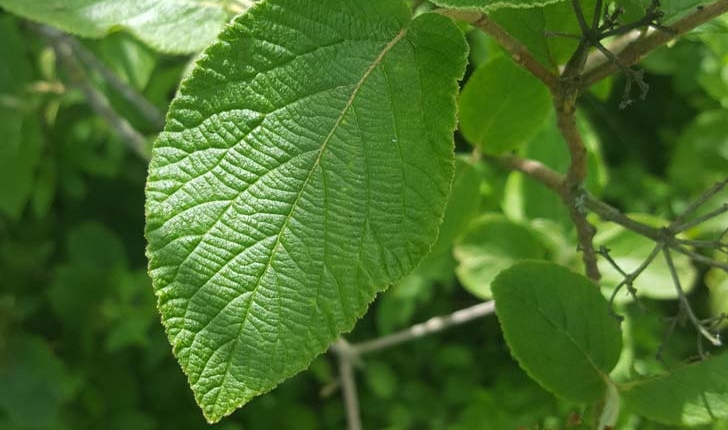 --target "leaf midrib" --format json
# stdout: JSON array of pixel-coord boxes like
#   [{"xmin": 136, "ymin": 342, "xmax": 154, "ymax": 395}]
[
  {"xmin": 508, "ymin": 289, "xmax": 611, "ymax": 385},
  {"xmin": 207, "ymin": 26, "xmax": 409, "ymax": 418}
]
